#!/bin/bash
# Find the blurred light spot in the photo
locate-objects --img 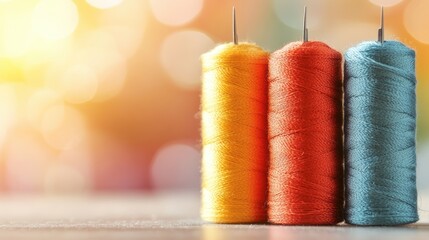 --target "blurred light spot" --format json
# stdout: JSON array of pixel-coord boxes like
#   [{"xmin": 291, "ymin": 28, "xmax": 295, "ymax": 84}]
[
  {"xmin": 86, "ymin": 0, "xmax": 123, "ymax": 9},
  {"xmin": 6, "ymin": 132, "xmax": 53, "ymax": 191},
  {"xmin": 32, "ymin": 0, "xmax": 79, "ymax": 40},
  {"xmin": 26, "ymin": 88, "xmax": 62, "ymax": 129},
  {"xmin": 151, "ymin": 143, "xmax": 201, "ymax": 190},
  {"xmin": 52, "ymin": 146, "xmax": 93, "ymax": 192},
  {"xmin": 0, "ymin": 10, "xmax": 32, "ymax": 57},
  {"xmin": 41, "ymin": 103, "xmax": 65, "ymax": 132},
  {"xmin": 59, "ymin": 147, "xmax": 92, "ymax": 166},
  {"xmin": 60, "ymin": 64, "xmax": 98, "ymax": 104},
  {"xmin": 59, "ymin": 147, "xmax": 92, "ymax": 178},
  {"xmin": 45, "ymin": 30, "xmax": 128, "ymax": 102},
  {"xmin": 23, "ymin": 38, "xmax": 72, "ymax": 68},
  {"xmin": 369, "ymin": 0, "xmax": 403, "ymax": 7},
  {"xmin": 92, "ymin": 50, "xmax": 127, "ymax": 101},
  {"xmin": 0, "ymin": 84, "xmax": 17, "ymax": 150},
  {"xmin": 77, "ymin": 30, "xmax": 127, "ymax": 101},
  {"xmin": 102, "ymin": 25, "xmax": 144, "ymax": 58},
  {"xmin": 404, "ymin": 0, "xmax": 429, "ymax": 44},
  {"xmin": 160, "ymin": 30, "xmax": 214, "ymax": 90},
  {"xmin": 99, "ymin": 0, "xmax": 146, "ymax": 27},
  {"xmin": 41, "ymin": 104, "xmax": 87, "ymax": 150},
  {"xmin": 92, "ymin": 134, "xmax": 146, "ymax": 189},
  {"xmin": 150, "ymin": 0, "xmax": 203, "ymax": 26},
  {"xmin": 44, "ymin": 164, "xmax": 90, "ymax": 193},
  {"xmin": 97, "ymin": 0, "xmax": 146, "ymax": 57},
  {"xmin": 272, "ymin": 0, "xmax": 325, "ymax": 30}
]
